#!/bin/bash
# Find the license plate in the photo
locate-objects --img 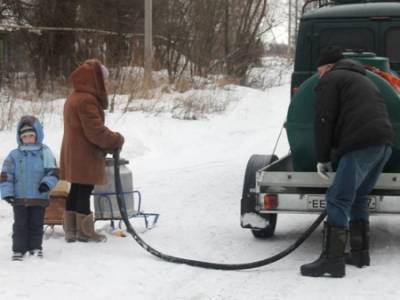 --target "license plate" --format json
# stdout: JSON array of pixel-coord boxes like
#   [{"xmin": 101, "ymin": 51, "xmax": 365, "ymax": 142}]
[{"xmin": 306, "ymin": 195, "xmax": 377, "ymax": 210}]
